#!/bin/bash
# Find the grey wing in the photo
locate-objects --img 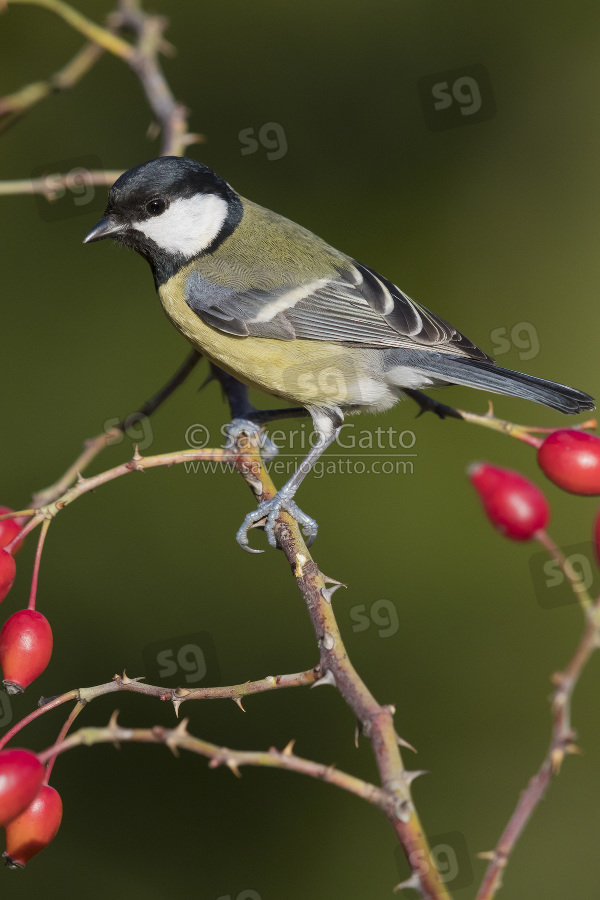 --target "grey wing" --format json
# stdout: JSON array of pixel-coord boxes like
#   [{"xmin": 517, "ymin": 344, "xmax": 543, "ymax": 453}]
[{"xmin": 185, "ymin": 260, "xmax": 493, "ymax": 362}]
